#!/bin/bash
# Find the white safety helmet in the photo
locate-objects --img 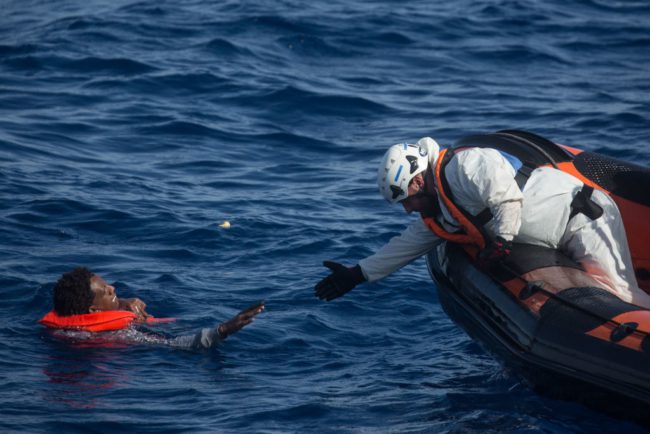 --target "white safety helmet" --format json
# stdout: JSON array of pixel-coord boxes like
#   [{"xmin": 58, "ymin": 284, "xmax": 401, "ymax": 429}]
[{"xmin": 377, "ymin": 137, "xmax": 440, "ymax": 203}]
